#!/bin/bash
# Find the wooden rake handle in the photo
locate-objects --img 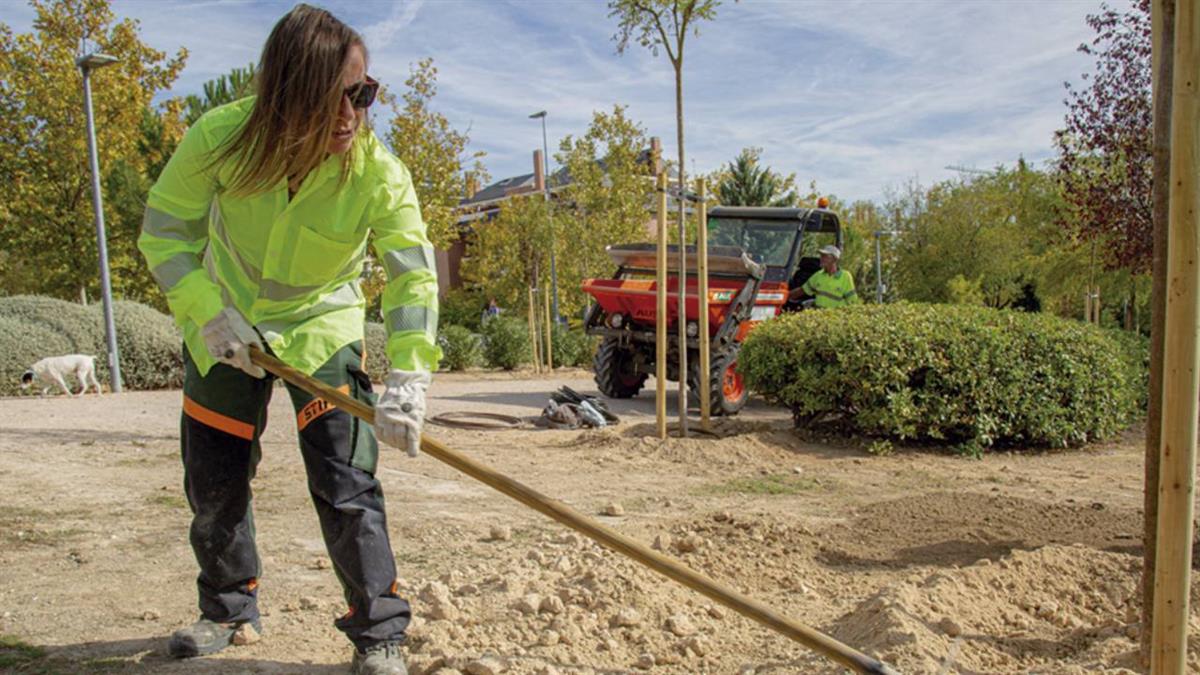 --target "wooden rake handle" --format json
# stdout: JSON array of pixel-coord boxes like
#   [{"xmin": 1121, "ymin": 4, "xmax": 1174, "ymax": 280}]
[{"xmin": 248, "ymin": 346, "xmax": 900, "ymax": 675}]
